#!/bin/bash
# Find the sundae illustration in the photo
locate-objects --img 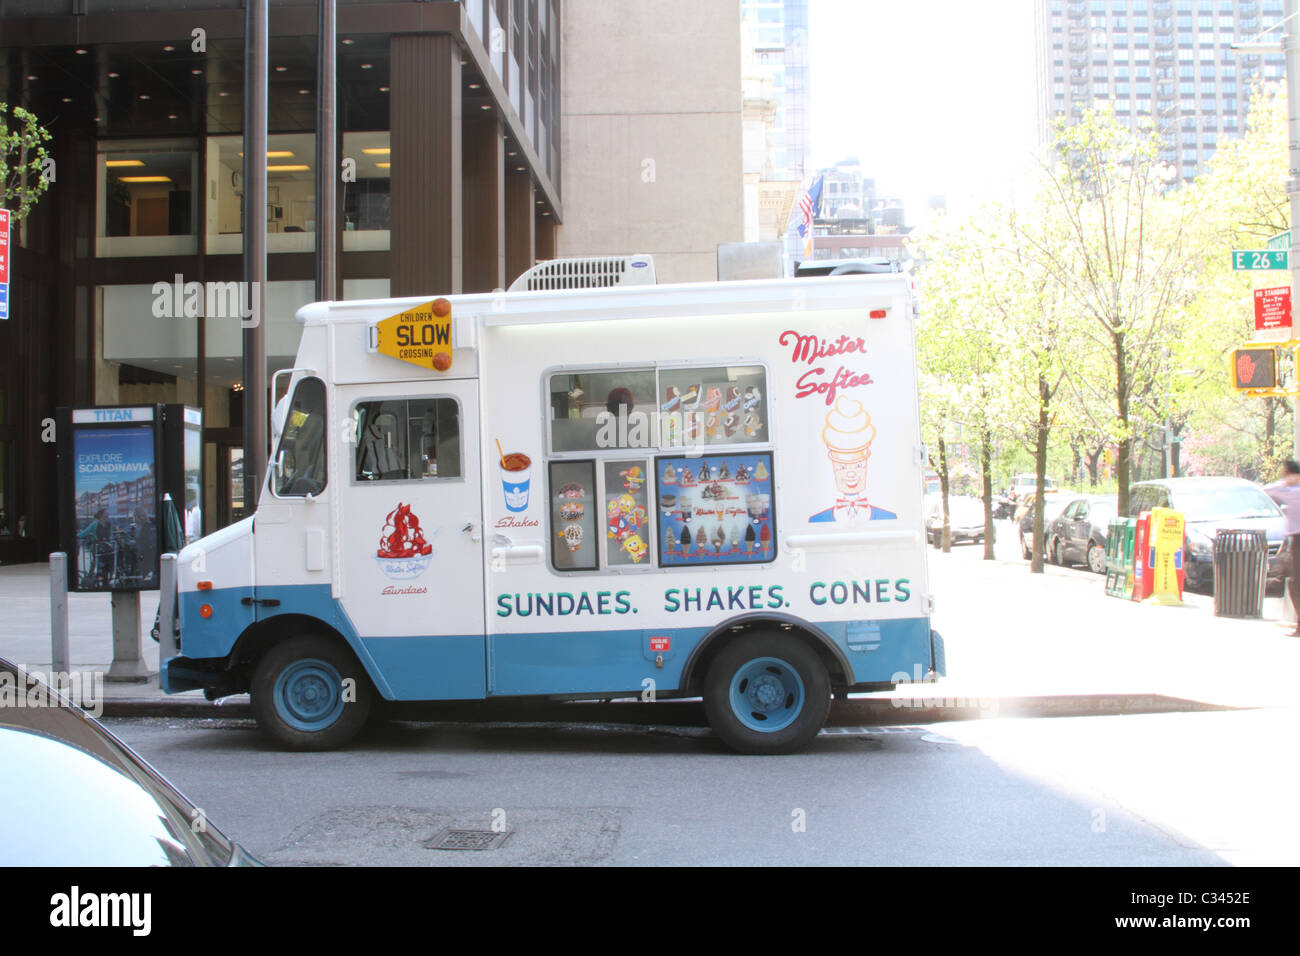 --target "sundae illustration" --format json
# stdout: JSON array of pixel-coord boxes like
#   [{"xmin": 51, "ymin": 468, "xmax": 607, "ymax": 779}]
[
  {"xmin": 809, "ymin": 396, "xmax": 895, "ymax": 522},
  {"xmin": 557, "ymin": 523, "xmax": 585, "ymax": 553},
  {"xmin": 375, "ymin": 503, "xmax": 435, "ymax": 579}
]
